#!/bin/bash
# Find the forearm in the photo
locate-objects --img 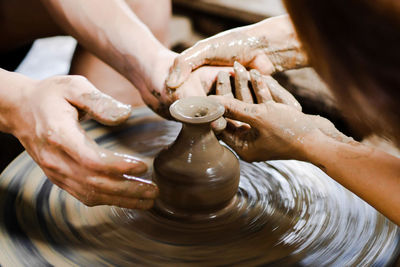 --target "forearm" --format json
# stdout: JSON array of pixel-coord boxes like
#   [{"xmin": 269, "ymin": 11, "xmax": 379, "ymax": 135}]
[
  {"xmin": 303, "ymin": 131, "xmax": 400, "ymax": 225},
  {"xmin": 40, "ymin": 0, "xmax": 171, "ymax": 92}
]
